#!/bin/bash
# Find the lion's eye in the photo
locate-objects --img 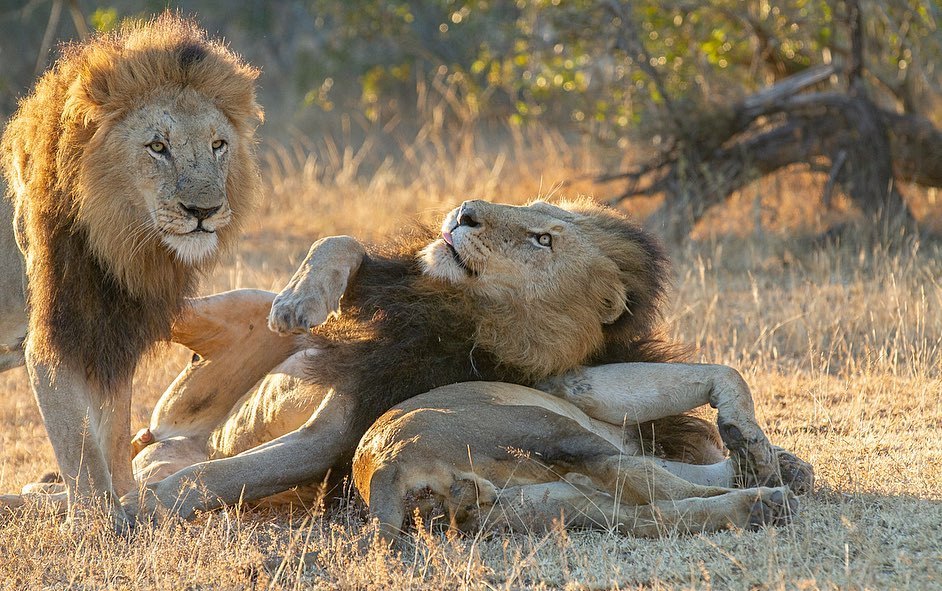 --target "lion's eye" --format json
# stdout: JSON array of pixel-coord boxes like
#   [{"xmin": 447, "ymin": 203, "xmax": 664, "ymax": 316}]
[
  {"xmin": 146, "ymin": 141, "xmax": 167, "ymax": 154},
  {"xmin": 536, "ymin": 233, "xmax": 553, "ymax": 248},
  {"xmin": 212, "ymin": 139, "xmax": 227, "ymax": 151}
]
